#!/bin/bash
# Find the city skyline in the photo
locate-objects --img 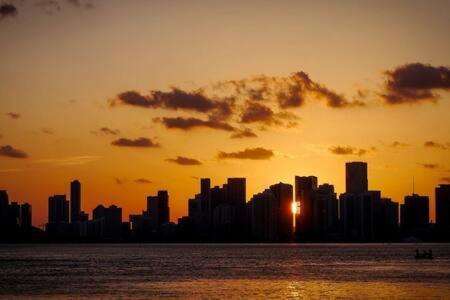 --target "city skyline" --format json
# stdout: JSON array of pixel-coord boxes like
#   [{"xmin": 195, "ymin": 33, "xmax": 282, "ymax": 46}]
[
  {"xmin": 1, "ymin": 0, "xmax": 449, "ymax": 228},
  {"xmin": 2, "ymin": 160, "xmax": 449, "ymax": 243}
]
